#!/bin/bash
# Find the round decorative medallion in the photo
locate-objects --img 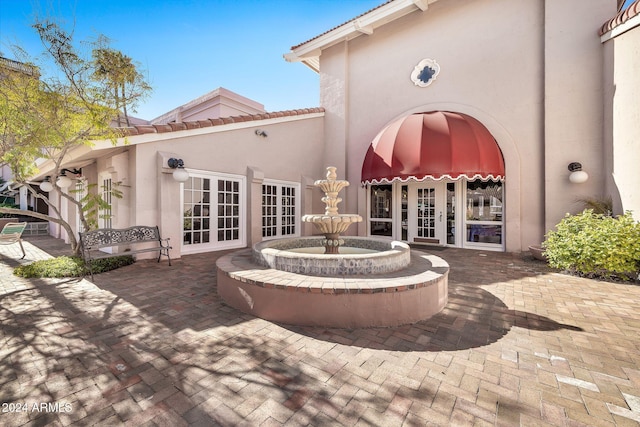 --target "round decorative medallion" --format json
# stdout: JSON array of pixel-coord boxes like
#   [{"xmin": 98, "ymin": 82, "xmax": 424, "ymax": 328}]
[{"xmin": 411, "ymin": 58, "xmax": 440, "ymax": 87}]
